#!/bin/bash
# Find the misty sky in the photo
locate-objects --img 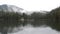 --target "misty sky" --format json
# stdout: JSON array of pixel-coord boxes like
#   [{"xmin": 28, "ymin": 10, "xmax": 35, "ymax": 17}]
[
  {"xmin": 0, "ymin": 0, "xmax": 60, "ymax": 34},
  {"xmin": 0, "ymin": 0, "xmax": 60, "ymax": 11}
]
